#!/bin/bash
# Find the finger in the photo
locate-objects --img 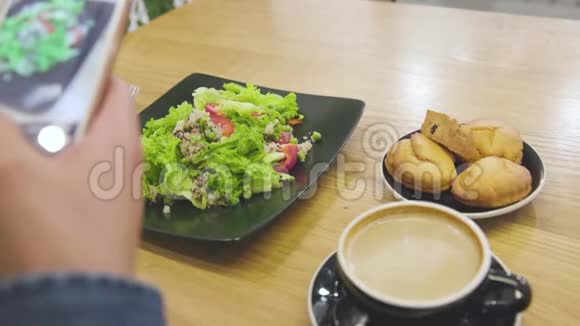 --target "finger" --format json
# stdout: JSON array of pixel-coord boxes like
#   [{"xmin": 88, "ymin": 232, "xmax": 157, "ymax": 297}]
[
  {"xmin": 57, "ymin": 77, "xmax": 124, "ymax": 159},
  {"xmin": 81, "ymin": 77, "xmax": 142, "ymax": 161},
  {"xmin": 0, "ymin": 113, "xmax": 38, "ymax": 164},
  {"xmin": 85, "ymin": 78, "xmax": 115, "ymax": 132}
]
